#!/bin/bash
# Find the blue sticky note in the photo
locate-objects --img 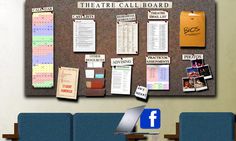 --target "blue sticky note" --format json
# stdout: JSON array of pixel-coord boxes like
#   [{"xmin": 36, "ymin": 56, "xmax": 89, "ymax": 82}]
[{"xmin": 95, "ymin": 74, "xmax": 104, "ymax": 78}]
